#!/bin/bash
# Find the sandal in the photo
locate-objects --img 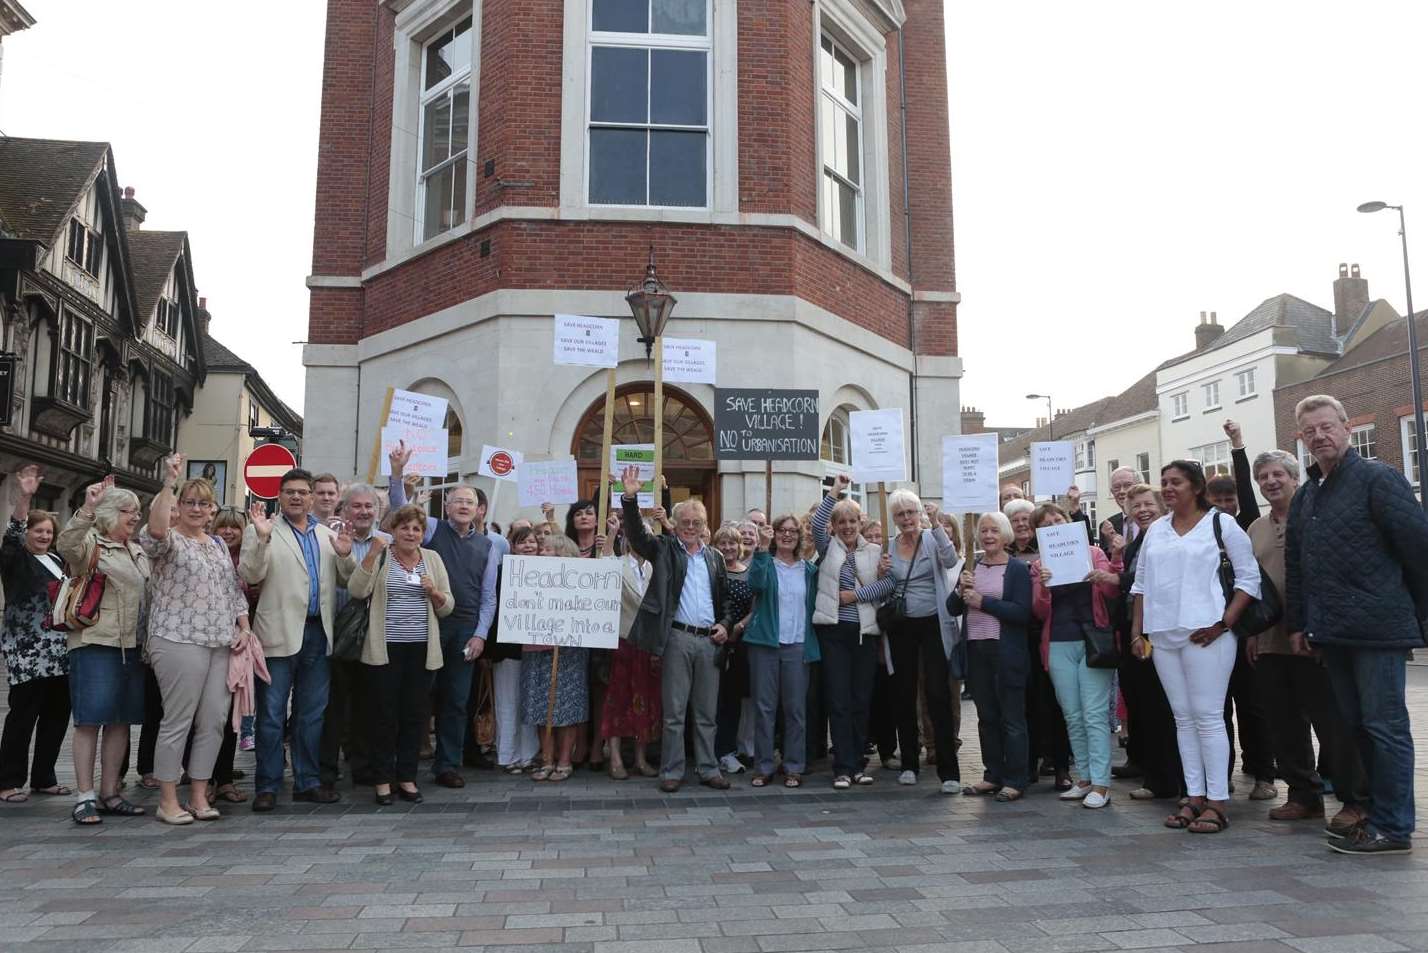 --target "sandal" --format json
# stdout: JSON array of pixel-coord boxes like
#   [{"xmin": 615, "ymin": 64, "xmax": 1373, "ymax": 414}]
[
  {"xmin": 71, "ymin": 799, "xmax": 101, "ymax": 825},
  {"xmin": 30, "ymin": 784, "xmax": 71, "ymax": 796},
  {"xmin": 832, "ymin": 775, "xmax": 851, "ymax": 790},
  {"xmin": 1188, "ymin": 805, "xmax": 1229, "ymax": 834},
  {"xmin": 783, "ymin": 773, "xmax": 802, "ymax": 788},
  {"xmin": 139, "ymin": 775, "xmax": 160, "ymax": 790},
  {"xmin": 549, "ymin": 765, "xmax": 573, "ymax": 783},
  {"xmin": 98, "ymin": 795, "xmax": 146, "ymax": 816},
  {"xmin": 0, "ymin": 789, "xmax": 29, "ymax": 803},
  {"xmin": 750, "ymin": 773, "xmax": 769, "ymax": 787},
  {"xmin": 529, "ymin": 764, "xmax": 554, "ymax": 782},
  {"xmin": 852, "ymin": 773, "xmax": 875, "ymax": 786},
  {"xmin": 1165, "ymin": 803, "xmax": 1199, "ymax": 829},
  {"xmin": 994, "ymin": 787, "xmax": 1023, "ymax": 802},
  {"xmin": 961, "ymin": 781, "xmax": 1000, "ymax": 797},
  {"xmin": 213, "ymin": 784, "xmax": 247, "ymax": 803},
  {"xmin": 635, "ymin": 762, "xmax": 658, "ymax": 778},
  {"xmin": 503, "ymin": 762, "xmax": 528, "ymax": 776}
]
